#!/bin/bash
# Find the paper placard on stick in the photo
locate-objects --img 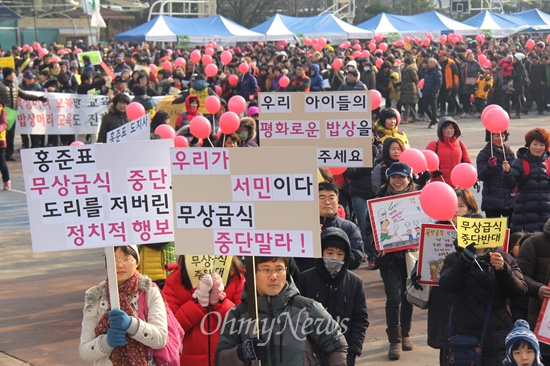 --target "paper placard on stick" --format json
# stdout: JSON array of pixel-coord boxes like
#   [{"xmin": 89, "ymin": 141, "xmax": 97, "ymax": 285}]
[
  {"xmin": 534, "ymin": 281, "xmax": 550, "ymax": 345},
  {"xmin": 0, "ymin": 56, "xmax": 15, "ymax": 70},
  {"xmin": 185, "ymin": 255, "xmax": 233, "ymax": 288},
  {"xmin": 21, "ymin": 140, "xmax": 175, "ymax": 252},
  {"xmin": 457, "ymin": 217, "xmax": 508, "ymax": 248},
  {"xmin": 134, "ymin": 64, "xmax": 150, "ymax": 74},
  {"xmin": 106, "ymin": 114, "xmax": 150, "ymax": 143},
  {"xmin": 77, "ymin": 51, "xmax": 102, "ymax": 66},
  {"xmin": 171, "ymin": 146, "xmax": 321, "ymax": 257},
  {"xmin": 368, "ymin": 192, "xmax": 435, "ymax": 253},
  {"xmin": 258, "ymin": 91, "xmax": 373, "ymax": 167},
  {"xmin": 418, "ymin": 224, "xmax": 457, "ymax": 286}
]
